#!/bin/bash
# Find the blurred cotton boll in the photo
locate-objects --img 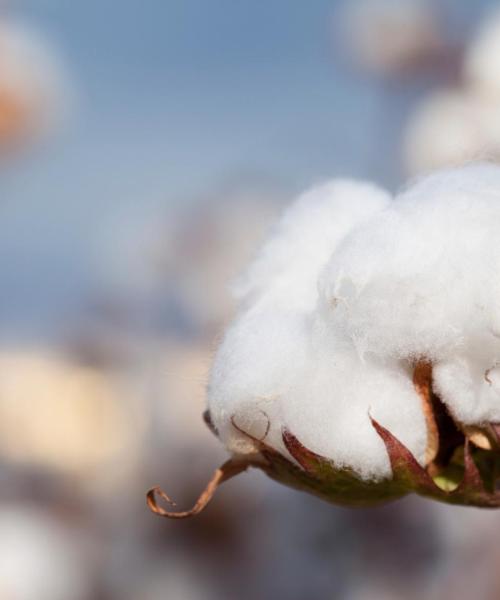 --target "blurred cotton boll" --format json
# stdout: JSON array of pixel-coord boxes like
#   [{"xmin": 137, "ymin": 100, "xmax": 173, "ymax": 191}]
[
  {"xmin": 464, "ymin": 7, "xmax": 500, "ymax": 100},
  {"xmin": 0, "ymin": 506, "xmax": 90, "ymax": 600},
  {"xmin": 0, "ymin": 18, "xmax": 70, "ymax": 152},
  {"xmin": 403, "ymin": 88, "xmax": 500, "ymax": 174},
  {"xmin": 340, "ymin": 0, "xmax": 443, "ymax": 76},
  {"xmin": 0, "ymin": 349, "xmax": 144, "ymax": 486},
  {"xmin": 403, "ymin": 7, "xmax": 500, "ymax": 176}
]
